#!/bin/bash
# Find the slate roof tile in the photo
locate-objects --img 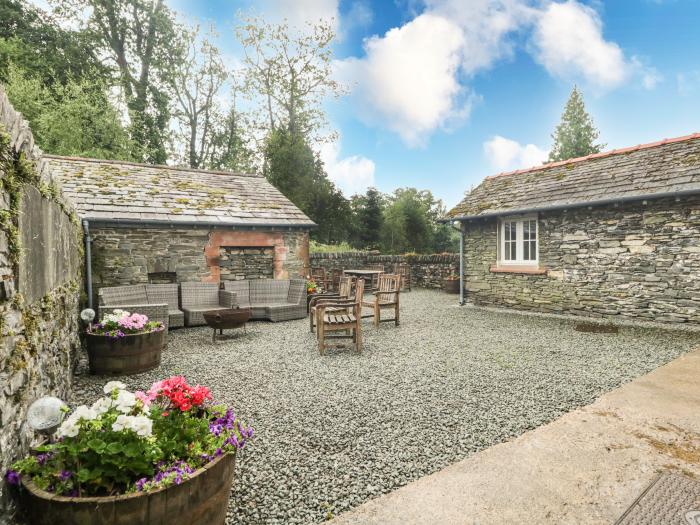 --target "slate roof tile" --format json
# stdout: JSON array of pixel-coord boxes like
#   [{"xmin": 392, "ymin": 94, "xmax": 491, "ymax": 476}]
[
  {"xmin": 46, "ymin": 155, "xmax": 316, "ymax": 227},
  {"xmin": 447, "ymin": 134, "xmax": 700, "ymax": 219}
]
